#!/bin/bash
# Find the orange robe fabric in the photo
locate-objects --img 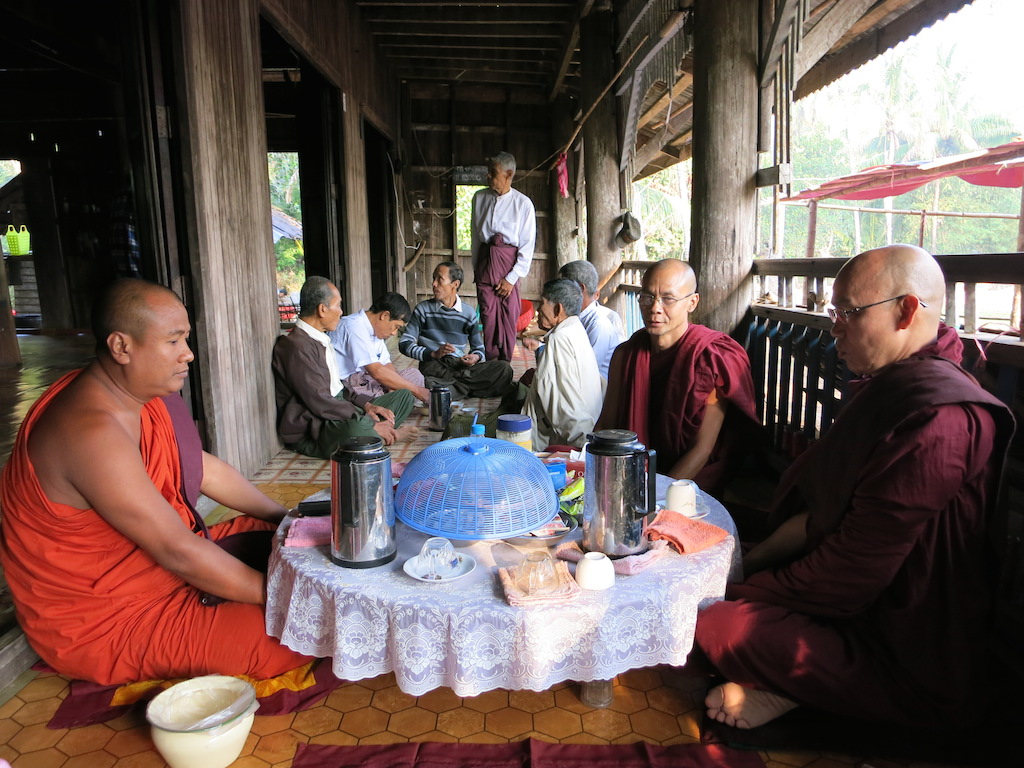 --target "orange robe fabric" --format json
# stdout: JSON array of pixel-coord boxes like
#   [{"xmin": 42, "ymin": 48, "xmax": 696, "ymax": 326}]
[{"xmin": 0, "ymin": 371, "xmax": 309, "ymax": 685}]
